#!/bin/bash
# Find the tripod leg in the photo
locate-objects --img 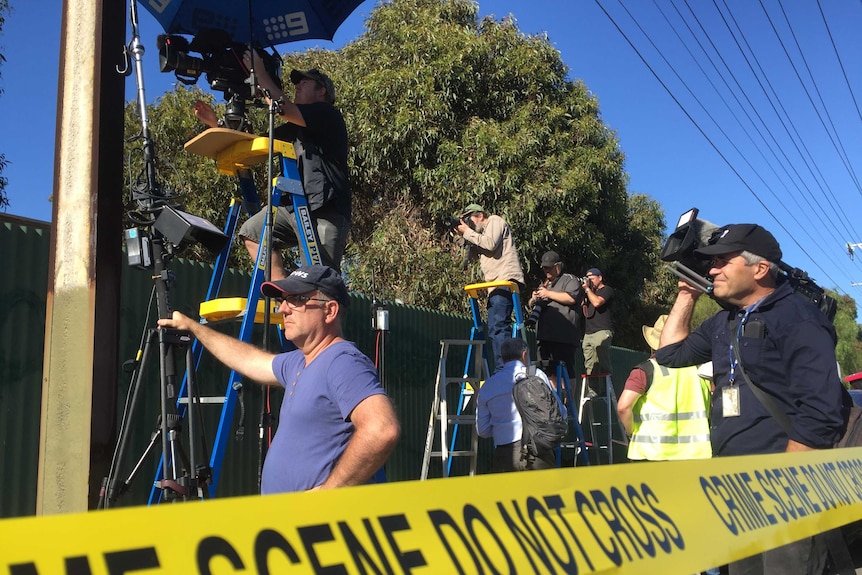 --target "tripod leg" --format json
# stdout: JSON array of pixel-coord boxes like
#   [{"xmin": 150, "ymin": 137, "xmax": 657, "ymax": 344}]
[
  {"xmin": 117, "ymin": 420, "xmax": 162, "ymax": 498},
  {"xmin": 156, "ymin": 327, "xmax": 200, "ymax": 502},
  {"xmin": 99, "ymin": 328, "xmax": 159, "ymax": 509},
  {"xmin": 184, "ymin": 343, "xmax": 211, "ymax": 499}
]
